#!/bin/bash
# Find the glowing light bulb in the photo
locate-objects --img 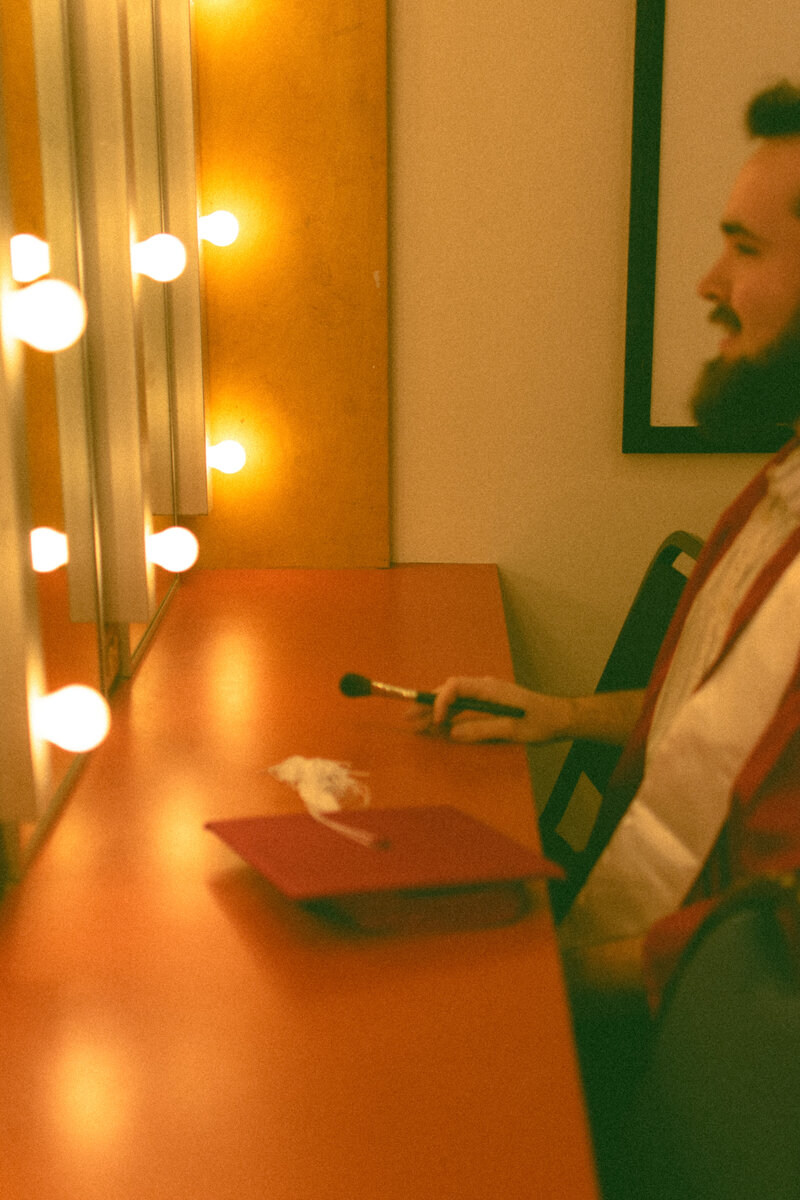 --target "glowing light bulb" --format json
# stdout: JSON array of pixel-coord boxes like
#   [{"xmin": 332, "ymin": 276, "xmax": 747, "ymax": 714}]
[
  {"xmin": 10, "ymin": 234, "xmax": 51, "ymax": 282},
  {"xmin": 146, "ymin": 526, "xmax": 199, "ymax": 572},
  {"xmin": 198, "ymin": 210, "xmax": 239, "ymax": 247},
  {"xmin": 131, "ymin": 234, "xmax": 187, "ymax": 282},
  {"xmin": 30, "ymin": 527, "xmax": 69, "ymax": 572},
  {"xmin": 3, "ymin": 279, "xmax": 87, "ymax": 351},
  {"xmin": 33, "ymin": 685, "xmax": 111, "ymax": 753},
  {"xmin": 207, "ymin": 439, "xmax": 246, "ymax": 474}
]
